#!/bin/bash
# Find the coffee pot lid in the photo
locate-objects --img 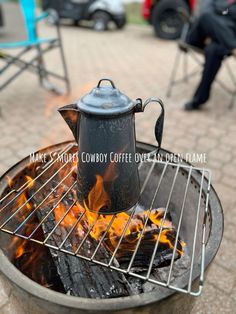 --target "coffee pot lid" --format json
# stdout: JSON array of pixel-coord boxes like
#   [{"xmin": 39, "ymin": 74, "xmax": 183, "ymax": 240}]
[{"xmin": 77, "ymin": 79, "xmax": 134, "ymax": 115}]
